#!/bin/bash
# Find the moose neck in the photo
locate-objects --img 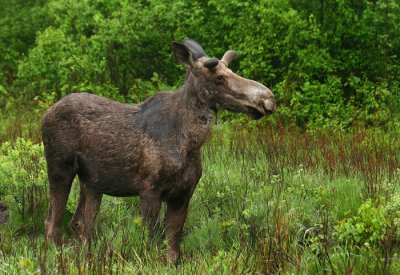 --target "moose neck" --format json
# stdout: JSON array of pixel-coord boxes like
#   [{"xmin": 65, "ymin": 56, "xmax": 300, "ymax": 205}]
[
  {"xmin": 136, "ymin": 70, "xmax": 214, "ymax": 152},
  {"xmin": 177, "ymin": 71, "xmax": 214, "ymax": 149},
  {"xmin": 181, "ymin": 71, "xmax": 212, "ymax": 112}
]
